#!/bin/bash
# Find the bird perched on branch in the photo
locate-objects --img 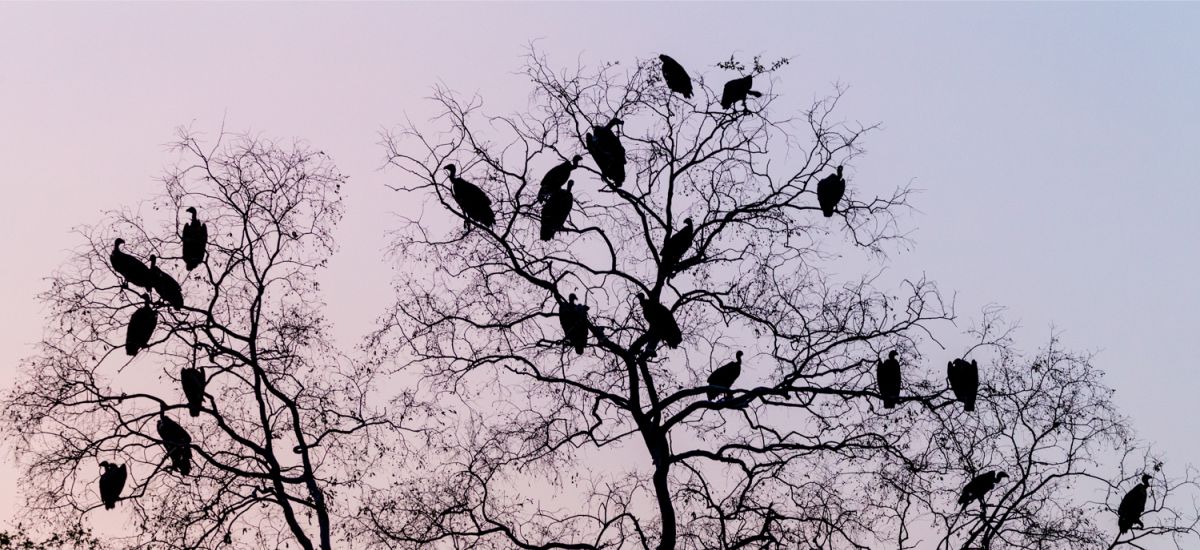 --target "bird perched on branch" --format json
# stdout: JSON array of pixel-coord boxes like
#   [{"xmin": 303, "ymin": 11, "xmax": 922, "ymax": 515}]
[
  {"xmin": 947, "ymin": 358, "xmax": 979, "ymax": 411},
  {"xmin": 181, "ymin": 207, "xmax": 208, "ymax": 271},
  {"xmin": 1118, "ymin": 474, "xmax": 1152, "ymax": 534},
  {"xmin": 125, "ymin": 294, "xmax": 157, "ymax": 356},
  {"xmin": 157, "ymin": 413, "xmax": 193, "ymax": 476},
  {"xmin": 444, "ymin": 164, "xmax": 495, "ymax": 228},
  {"xmin": 721, "ymin": 75, "xmax": 762, "ymax": 110},
  {"xmin": 181, "ymin": 367, "xmax": 206, "ymax": 417},
  {"xmin": 586, "ymin": 118, "xmax": 626, "ymax": 187},
  {"xmin": 149, "ymin": 255, "xmax": 183, "ymax": 309},
  {"xmin": 111, "ymin": 238, "xmax": 154, "ymax": 290},
  {"xmin": 876, "ymin": 350, "xmax": 902, "ymax": 408},
  {"xmin": 98, "ymin": 461, "xmax": 127, "ymax": 510},
  {"xmin": 817, "ymin": 166, "xmax": 846, "ymax": 218},
  {"xmin": 660, "ymin": 217, "xmax": 695, "ymax": 277},
  {"xmin": 638, "ymin": 293, "xmax": 682, "ymax": 349},
  {"xmin": 538, "ymin": 155, "xmax": 582, "ymax": 203},
  {"xmin": 959, "ymin": 470, "xmax": 1009, "ymax": 510},
  {"xmin": 659, "ymin": 54, "xmax": 693, "ymax": 99},
  {"xmin": 540, "ymin": 180, "xmax": 575, "ymax": 241},
  {"xmin": 558, "ymin": 293, "xmax": 590, "ymax": 355},
  {"xmin": 707, "ymin": 351, "xmax": 743, "ymax": 401}
]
